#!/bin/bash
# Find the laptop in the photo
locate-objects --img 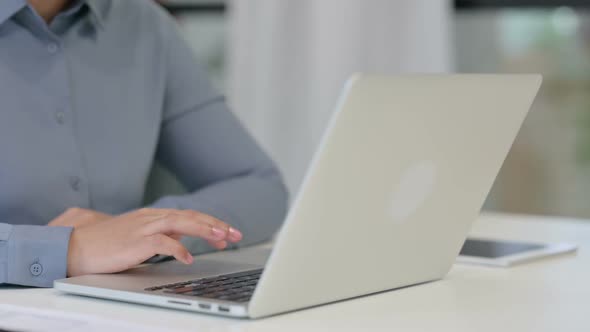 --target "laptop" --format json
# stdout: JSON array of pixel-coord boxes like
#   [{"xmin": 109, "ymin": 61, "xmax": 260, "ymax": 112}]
[{"xmin": 55, "ymin": 74, "xmax": 542, "ymax": 319}]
